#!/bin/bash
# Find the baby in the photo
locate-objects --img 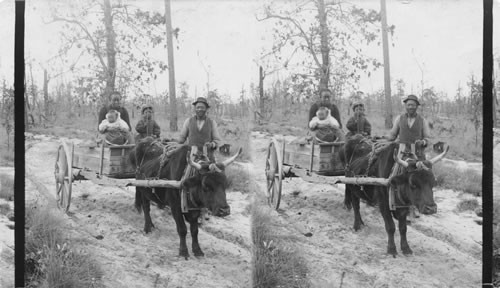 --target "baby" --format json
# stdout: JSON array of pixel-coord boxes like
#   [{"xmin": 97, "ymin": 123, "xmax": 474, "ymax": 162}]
[
  {"xmin": 98, "ymin": 110, "xmax": 130, "ymax": 145},
  {"xmin": 135, "ymin": 104, "xmax": 161, "ymax": 141},
  {"xmin": 309, "ymin": 107, "xmax": 344, "ymax": 142}
]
